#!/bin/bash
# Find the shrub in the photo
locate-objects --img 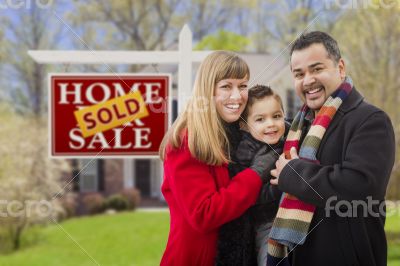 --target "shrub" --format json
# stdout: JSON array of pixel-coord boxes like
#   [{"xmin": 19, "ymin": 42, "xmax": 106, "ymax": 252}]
[
  {"xmin": 82, "ymin": 193, "xmax": 105, "ymax": 215},
  {"xmin": 59, "ymin": 193, "xmax": 78, "ymax": 219},
  {"xmin": 104, "ymin": 194, "xmax": 129, "ymax": 211},
  {"xmin": 120, "ymin": 188, "xmax": 141, "ymax": 210}
]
